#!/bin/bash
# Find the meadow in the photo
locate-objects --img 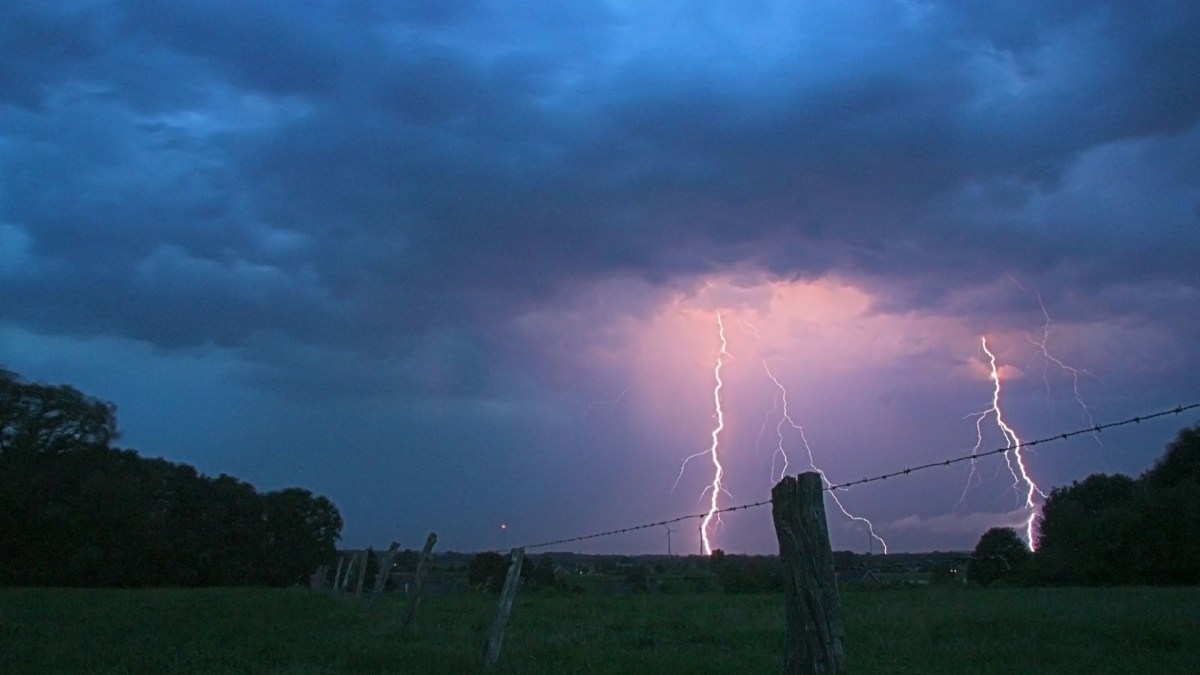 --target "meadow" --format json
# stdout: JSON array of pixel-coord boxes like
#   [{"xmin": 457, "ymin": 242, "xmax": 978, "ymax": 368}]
[{"xmin": 2, "ymin": 586, "xmax": 1198, "ymax": 674}]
